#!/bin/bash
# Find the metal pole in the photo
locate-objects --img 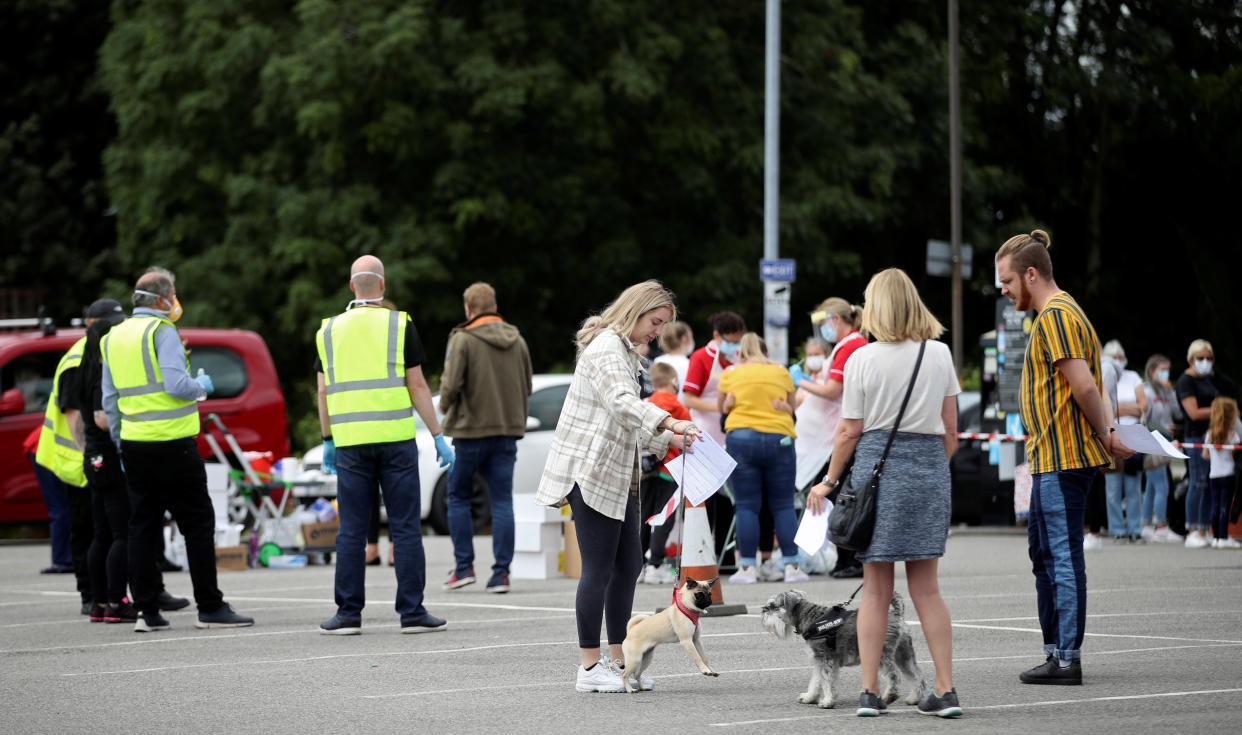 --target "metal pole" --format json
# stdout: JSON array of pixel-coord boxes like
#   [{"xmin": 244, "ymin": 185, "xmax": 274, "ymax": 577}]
[
  {"xmin": 764, "ymin": 0, "xmax": 787, "ymax": 364},
  {"xmin": 948, "ymin": 0, "xmax": 964, "ymax": 372}
]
